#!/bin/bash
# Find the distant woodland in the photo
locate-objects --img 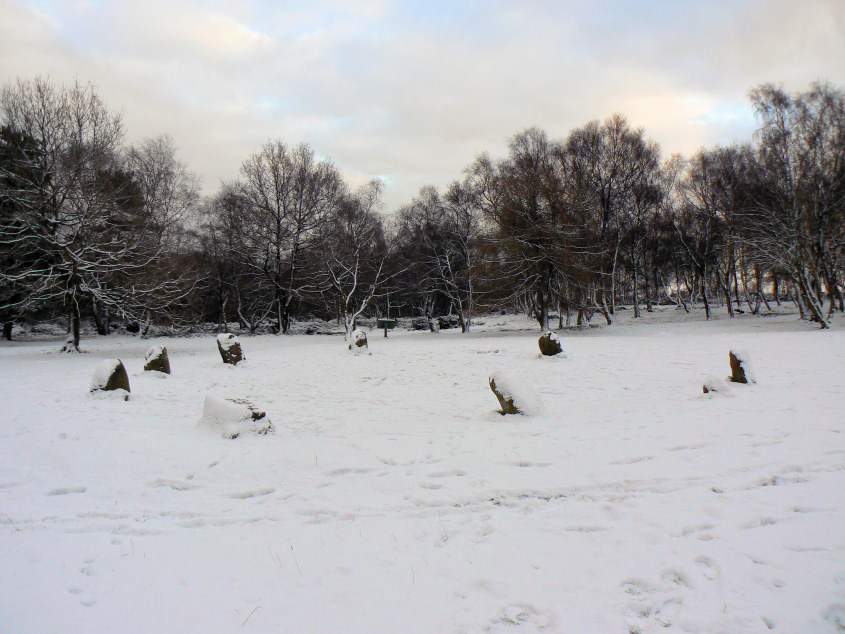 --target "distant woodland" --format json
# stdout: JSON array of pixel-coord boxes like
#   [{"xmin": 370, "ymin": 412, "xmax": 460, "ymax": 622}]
[{"xmin": 1, "ymin": 77, "xmax": 843, "ymax": 349}]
